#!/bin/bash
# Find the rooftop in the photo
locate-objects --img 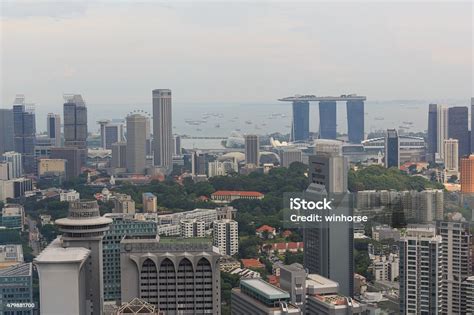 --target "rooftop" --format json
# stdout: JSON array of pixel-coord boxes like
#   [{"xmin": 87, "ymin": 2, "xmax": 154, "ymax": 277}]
[
  {"xmin": 240, "ymin": 278, "xmax": 290, "ymax": 300},
  {"xmin": 279, "ymin": 94, "xmax": 366, "ymax": 102},
  {"xmin": 241, "ymin": 258, "xmax": 265, "ymax": 269},
  {"xmin": 211, "ymin": 190, "xmax": 264, "ymax": 197},
  {"xmin": 0, "ymin": 262, "xmax": 32, "ymax": 277},
  {"xmin": 34, "ymin": 238, "xmax": 90, "ymax": 264}
]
